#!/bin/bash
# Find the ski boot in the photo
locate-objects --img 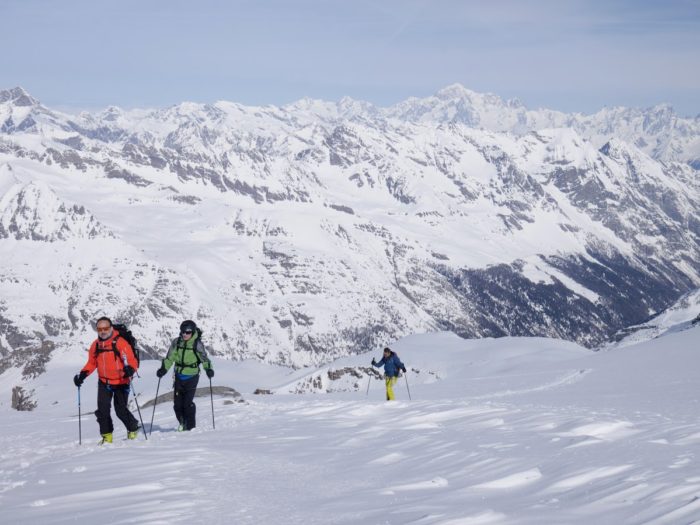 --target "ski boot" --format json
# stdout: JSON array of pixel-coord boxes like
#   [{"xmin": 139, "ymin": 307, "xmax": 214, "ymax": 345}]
[
  {"xmin": 127, "ymin": 428, "xmax": 139, "ymax": 440},
  {"xmin": 98, "ymin": 432, "xmax": 113, "ymax": 445}
]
